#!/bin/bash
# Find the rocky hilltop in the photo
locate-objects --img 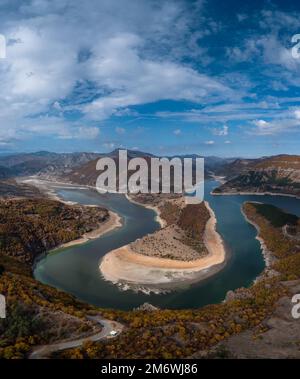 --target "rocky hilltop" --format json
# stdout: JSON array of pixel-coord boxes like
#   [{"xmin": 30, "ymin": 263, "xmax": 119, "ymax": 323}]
[{"xmin": 213, "ymin": 155, "xmax": 300, "ymax": 197}]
